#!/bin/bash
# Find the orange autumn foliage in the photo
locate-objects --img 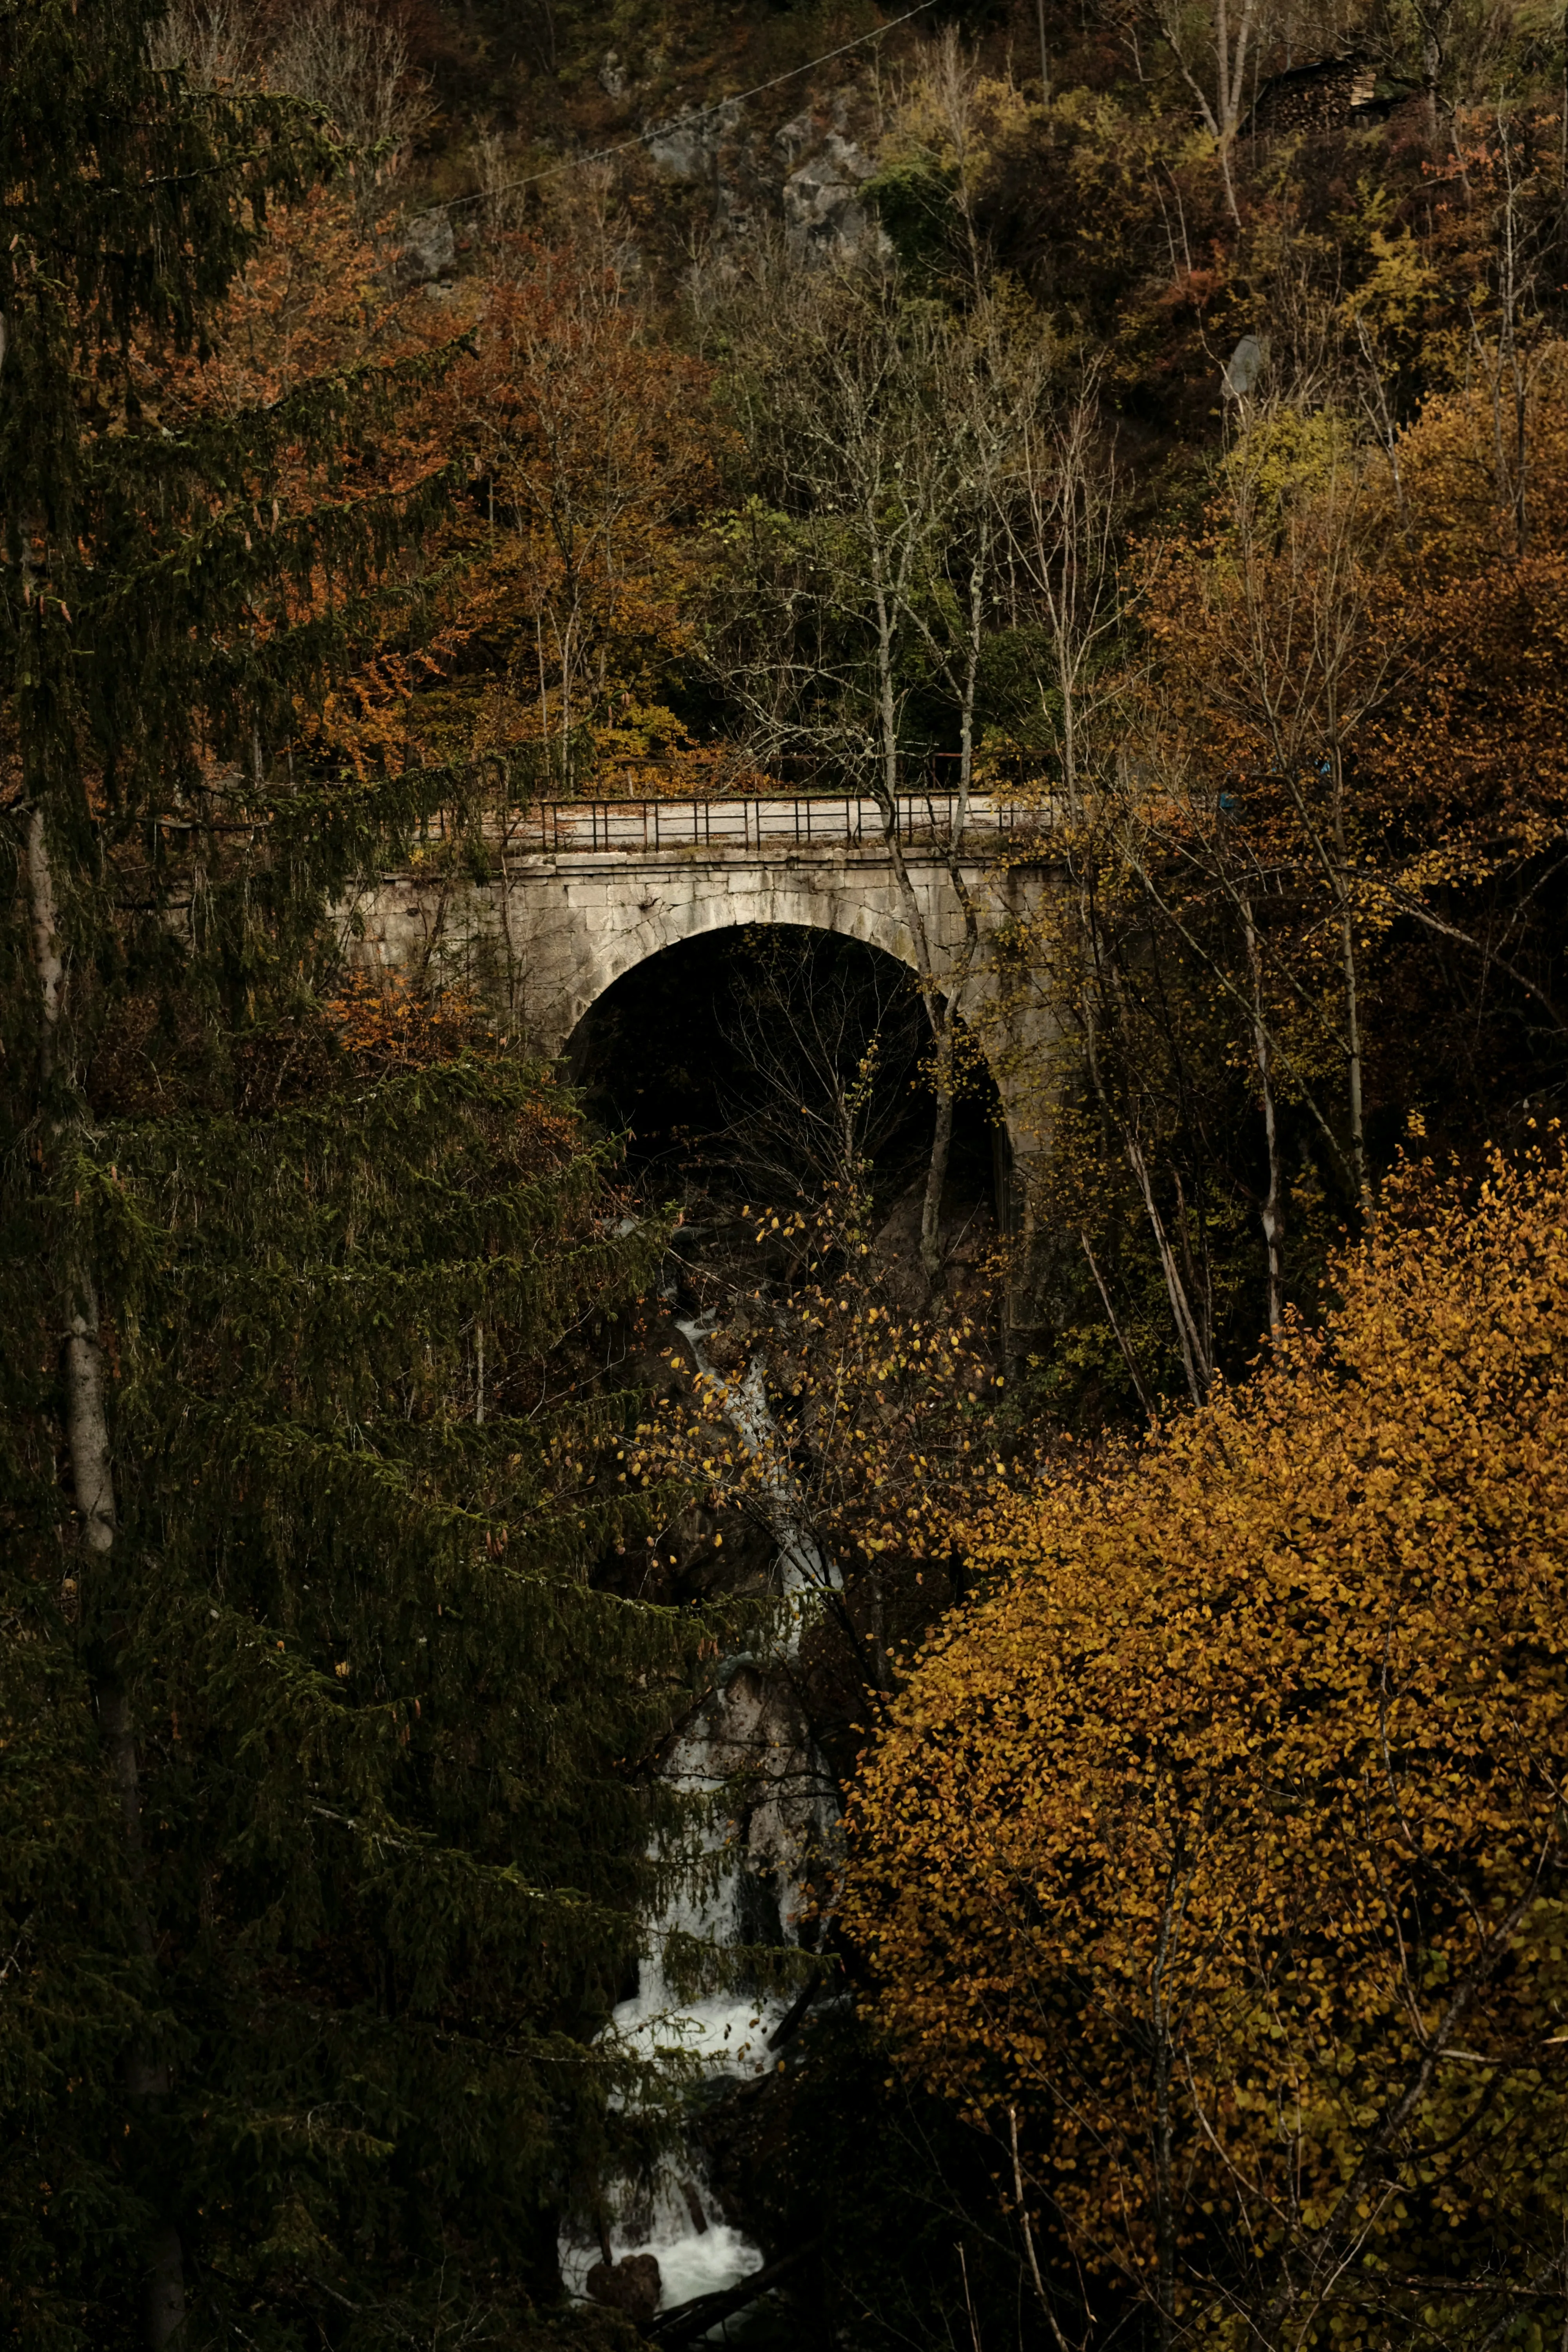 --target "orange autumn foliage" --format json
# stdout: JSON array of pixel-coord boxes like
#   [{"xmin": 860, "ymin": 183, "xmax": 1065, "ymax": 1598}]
[
  {"xmin": 848, "ymin": 1142, "xmax": 1568, "ymax": 2342},
  {"xmin": 323, "ymin": 970, "xmax": 480, "ymax": 1066},
  {"xmin": 1140, "ymin": 341, "xmax": 1568, "ymax": 889},
  {"xmin": 159, "ymin": 187, "xmax": 447, "ymax": 419},
  {"xmin": 122, "ymin": 204, "xmax": 732, "ymax": 797},
  {"xmin": 415, "ymin": 240, "xmax": 727, "ymax": 793},
  {"xmin": 1364, "ymin": 341, "xmax": 1568, "ymax": 879},
  {"xmin": 122, "ymin": 187, "xmax": 458, "ymax": 783}
]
